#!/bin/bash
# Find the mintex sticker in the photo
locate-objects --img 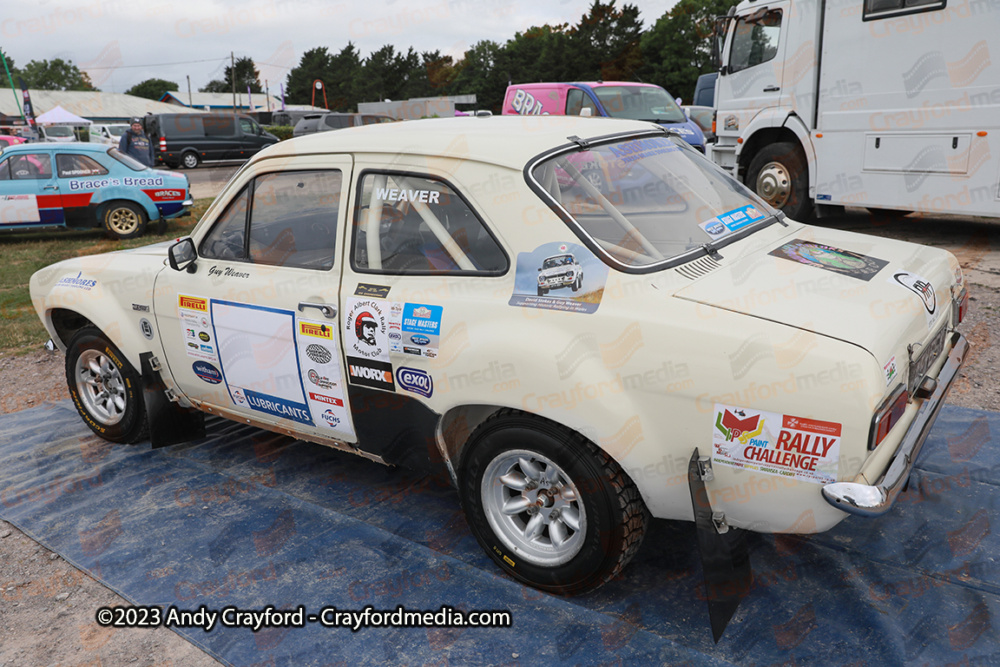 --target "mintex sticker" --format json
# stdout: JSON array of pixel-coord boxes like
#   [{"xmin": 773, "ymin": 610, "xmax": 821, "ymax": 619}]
[
  {"xmin": 889, "ymin": 270, "xmax": 937, "ymax": 329},
  {"xmin": 177, "ymin": 294, "xmax": 218, "ymax": 362},
  {"xmin": 510, "ymin": 242, "xmax": 609, "ymax": 315},
  {"xmin": 295, "ymin": 317, "xmax": 353, "ymax": 436},
  {"xmin": 769, "ymin": 239, "xmax": 889, "ymax": 281},
  {"xmin": 712, "ymin": 404, "xmax": 842, "ymax": 485}
]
